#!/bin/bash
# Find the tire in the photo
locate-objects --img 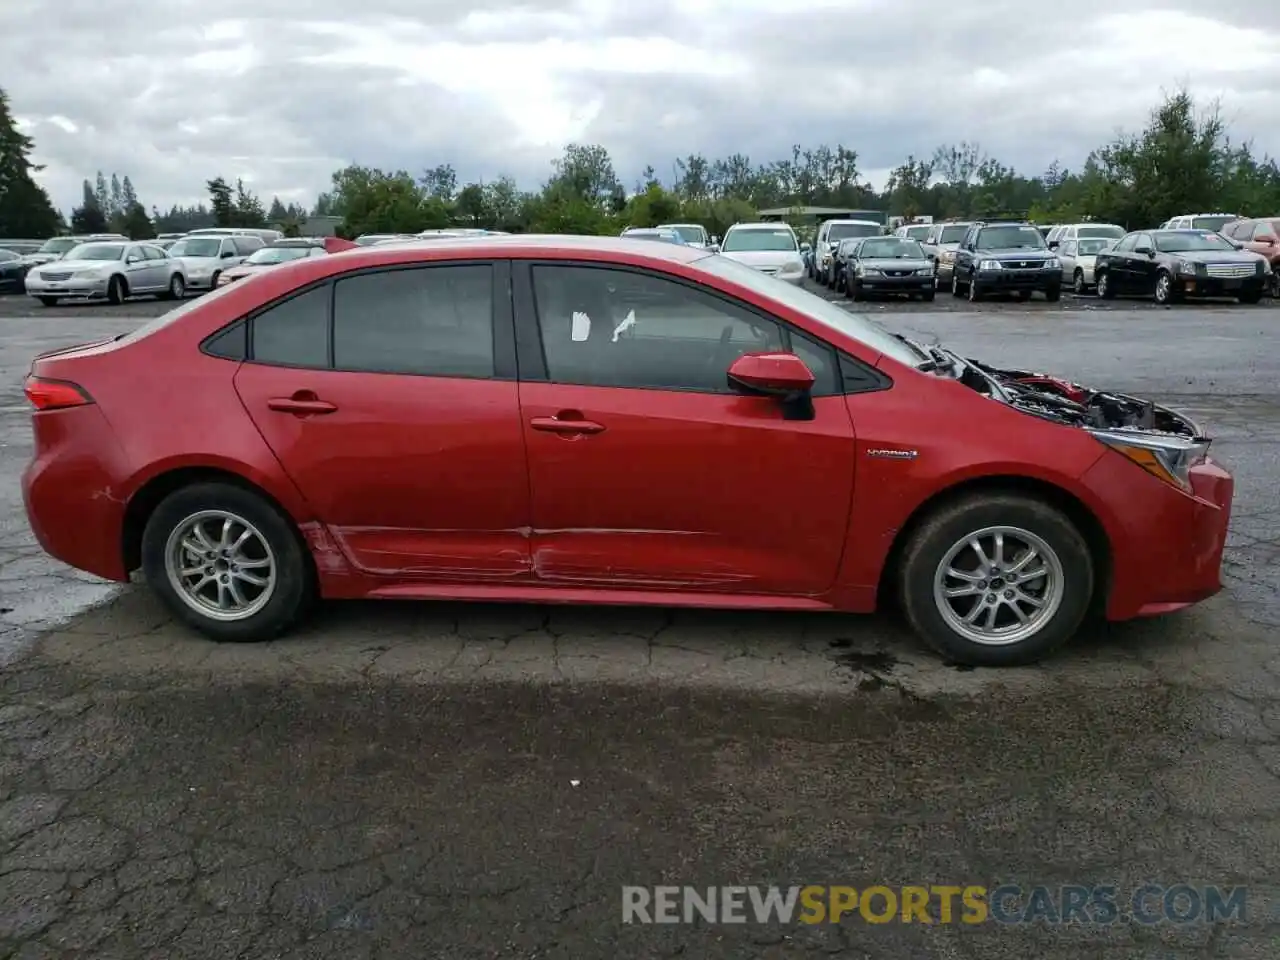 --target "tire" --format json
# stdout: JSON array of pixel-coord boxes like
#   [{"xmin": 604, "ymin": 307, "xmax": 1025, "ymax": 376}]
[
  {"xmin": 164, "ymin": 274, "xmax": 186, "ymax": 300},
  {"xmin": 1073, "ymin": 269, "xmax": 1086, "ymax": 295},
  {"xmin": 1096, "ymin": 270, "xmax": 1115, "ymax": 299},
  {"xmin": 106, "ymin": 275, "xmax": 125, "ymax": 305},
  {"xmin": 921, "ymin": 288, "xmax": 935, "ymax": 302},
  {"xmin": 1044, "ymin": 285, "xmax": 1061, "ymax": 302},
  {"xmin": 850, "ymin": 279, "xmax": 865, "ymax": 301},
  {"xmin": 1153, "ymin": 270, "xmax": 1177, "ymax": 306},
  {"xmin": 897, "ymin": 493, "xmax": 1094, "ymax": 666},
  {"xmin": 209, "ymin": 271, "xmax": 221, "ymax": 291},
  {"xmin": 951, "ymin": 272, "xmax": 962, "ymax": 297},
  {"xmin": 140, "ymin": 482, "xmax": 315, "ymax": 642},
  {"xmin": 37, "ymin": 296, "xmax": 59, "ymax": 307},
  {"xmin": 966, "ymin": 274, "xmax": 982, "ymax": 301},
  {"xmin": 1238, "ymin": 289, "xmax": 1263, "ymax": 305},
  {"xmin": 1016, "ymin": 290, "xmax": 1031, "ymax": 302}
]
